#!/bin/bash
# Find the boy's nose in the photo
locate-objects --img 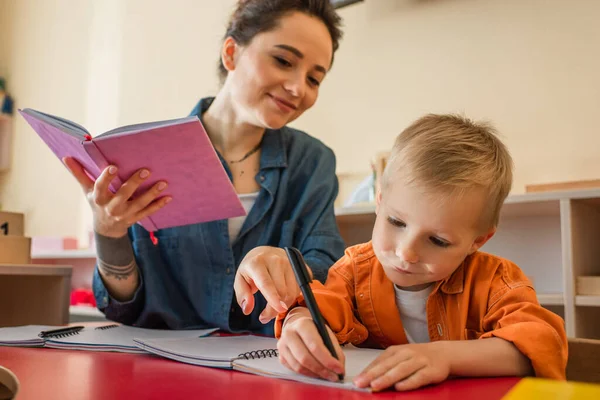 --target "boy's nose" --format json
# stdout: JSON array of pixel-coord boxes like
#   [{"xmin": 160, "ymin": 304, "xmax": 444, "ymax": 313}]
[{"xmin": 396, "ymin": 245, "xmax": 419, "ymax": 264}]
